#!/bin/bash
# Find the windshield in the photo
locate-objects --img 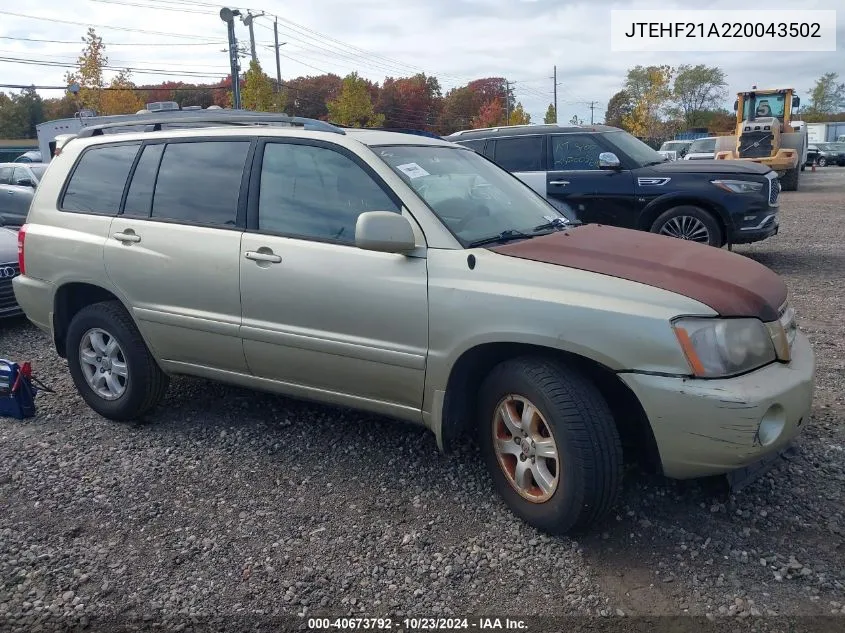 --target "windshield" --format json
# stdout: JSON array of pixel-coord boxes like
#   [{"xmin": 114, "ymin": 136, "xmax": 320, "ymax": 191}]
[
  {"xmin": 374, "ymin": 145, "xmax": 574, "ymax": 246},
  {"xmin": 830, "ymin": 143, "xmax": 845, "ymax": 151},
  {"xmin": 660, "ymin": 141, "xmax": 688, "ymax": 151},
  {"xmin": 602, "ymin": 131, "xmax": 665, "ymax": 166},
  {"xmin": 743, "ymin": 94, "xmax": 786, "ymax": 120},
  {"xmin": 688, "ymin": 138, "xmax": 716, "ymax": 153},
  {"xmin": 29, "ymin": 165, "xmax": 46, "ymax": 180}
]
